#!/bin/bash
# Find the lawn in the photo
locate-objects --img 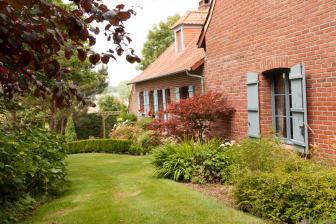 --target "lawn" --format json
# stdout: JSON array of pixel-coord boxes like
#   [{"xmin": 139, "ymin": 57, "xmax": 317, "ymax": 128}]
[{"xmin": 26, "ymin": 154, "xmax": 264, "ymax": 224}]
